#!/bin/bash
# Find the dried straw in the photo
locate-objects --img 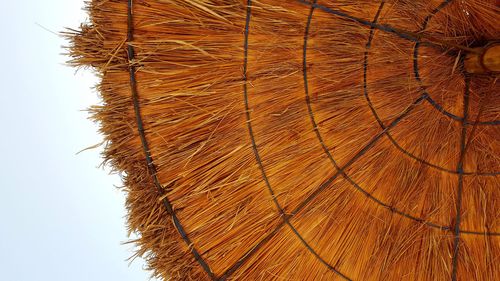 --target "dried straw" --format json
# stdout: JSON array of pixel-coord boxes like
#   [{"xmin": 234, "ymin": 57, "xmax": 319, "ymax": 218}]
[{"xmin": 66, "ymin": 0, "xmax": 499, "ymax": 280}]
